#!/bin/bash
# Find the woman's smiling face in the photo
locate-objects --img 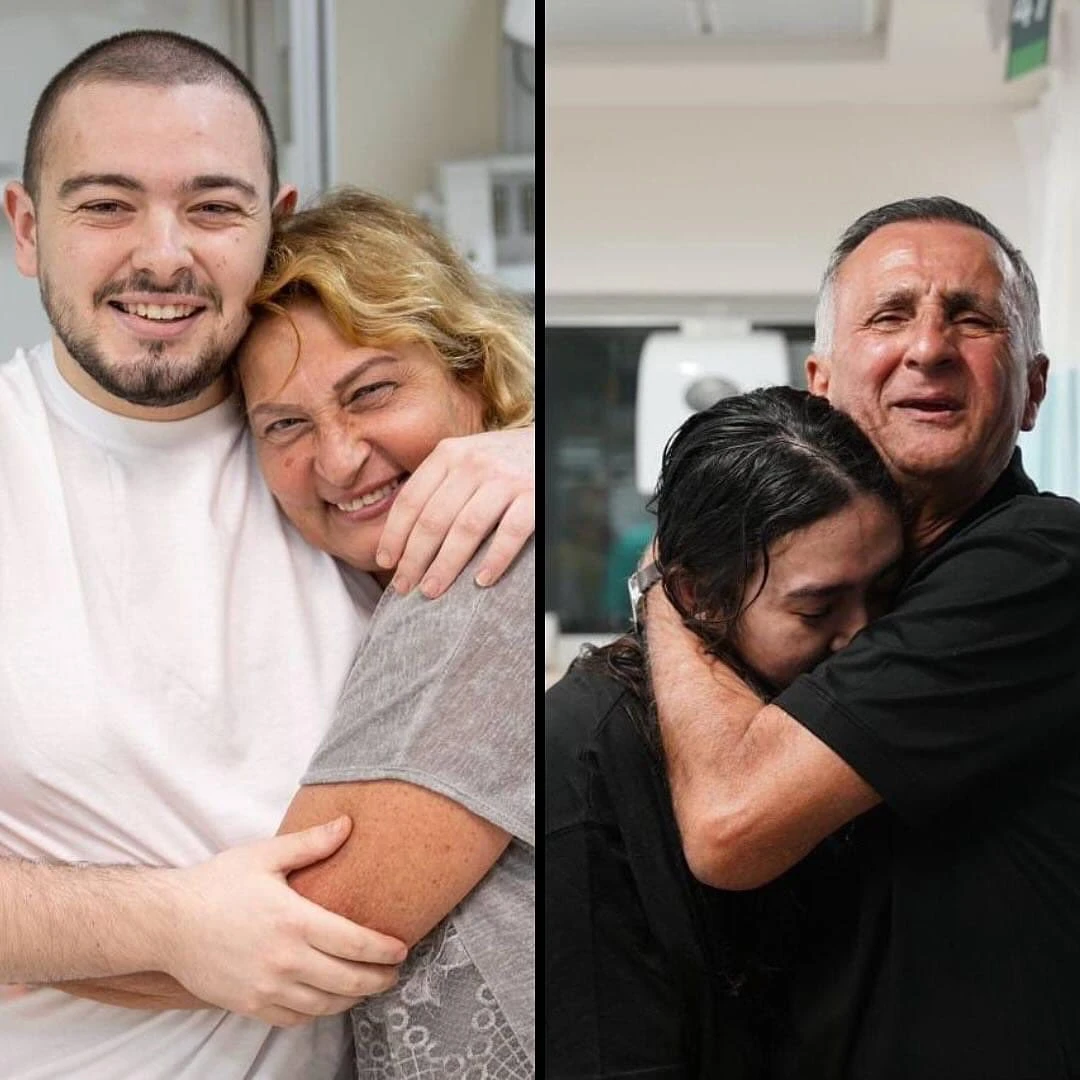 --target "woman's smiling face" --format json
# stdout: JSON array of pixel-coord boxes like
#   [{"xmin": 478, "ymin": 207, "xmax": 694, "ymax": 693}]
[{"xmin": 238, "ymin": 299, "xmax": 484, "ymax": 578}]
